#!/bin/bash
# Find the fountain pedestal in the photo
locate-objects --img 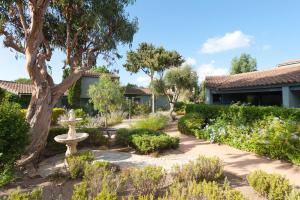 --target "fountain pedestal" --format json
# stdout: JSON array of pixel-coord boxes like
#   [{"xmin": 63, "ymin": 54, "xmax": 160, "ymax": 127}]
[{"xmin": 54, "ymin": 110, "xmax": 89, "ymax": 156}]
